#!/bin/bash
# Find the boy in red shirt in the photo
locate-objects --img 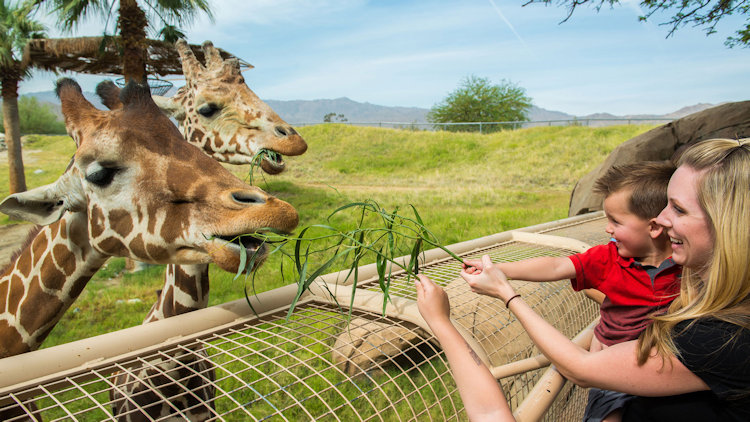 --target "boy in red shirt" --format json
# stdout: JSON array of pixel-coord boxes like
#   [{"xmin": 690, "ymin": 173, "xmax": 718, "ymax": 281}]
[{"xmin": 463, "ymin": 161, "xmax": 679, "ymax": 422}]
